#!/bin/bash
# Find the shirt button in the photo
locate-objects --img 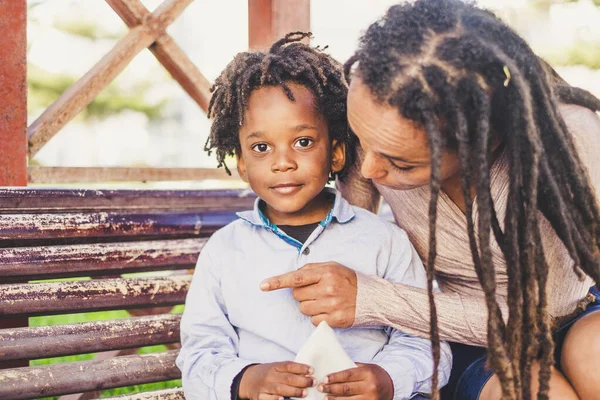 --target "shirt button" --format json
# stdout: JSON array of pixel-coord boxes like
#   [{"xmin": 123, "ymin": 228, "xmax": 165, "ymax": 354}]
[{"xmin": 302, "ymin": 247, "xmax": 310, "ymax": 255}]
